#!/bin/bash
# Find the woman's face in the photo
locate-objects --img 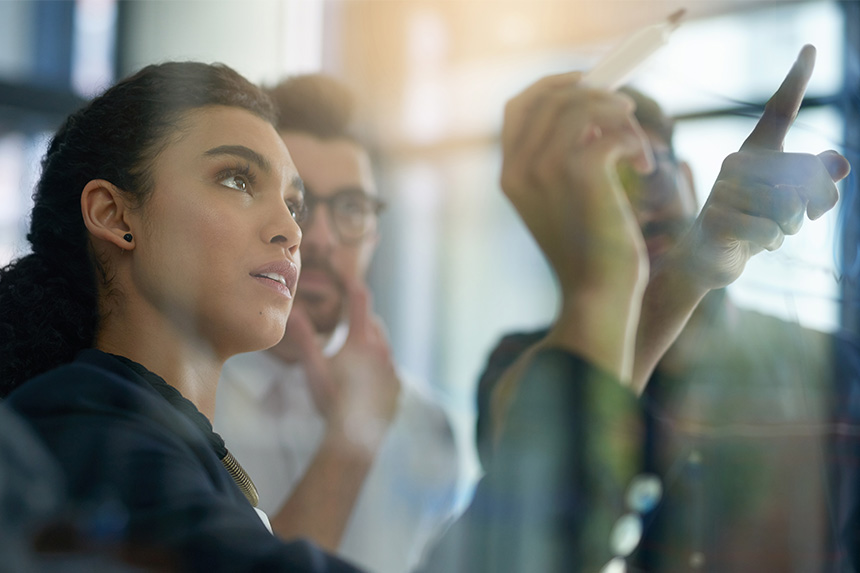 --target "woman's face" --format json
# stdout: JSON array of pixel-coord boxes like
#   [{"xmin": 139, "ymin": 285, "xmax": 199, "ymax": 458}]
[{"xmin": 126, "ymin": 105, "xmax": 304, "ymax": 359}]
